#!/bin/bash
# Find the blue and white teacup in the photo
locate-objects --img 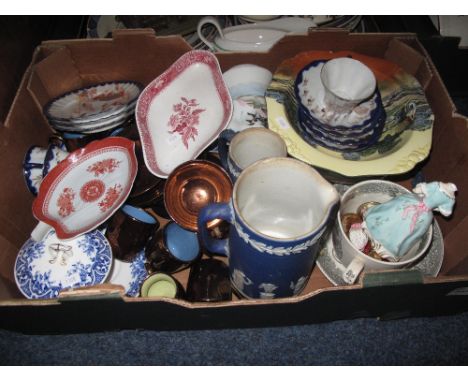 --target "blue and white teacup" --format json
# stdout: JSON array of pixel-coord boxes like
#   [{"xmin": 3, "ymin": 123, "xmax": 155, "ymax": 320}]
[
  {"xmin": 42, "ymin": 143, "xmax": 69, "ymax": 178},
  {"xmin": 218, "ymin": 127, "xmax": 287, "ymax": 182},
  {"xmin": 197, "ymin": 157, "xmax": 339, "ymax": 299}
]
